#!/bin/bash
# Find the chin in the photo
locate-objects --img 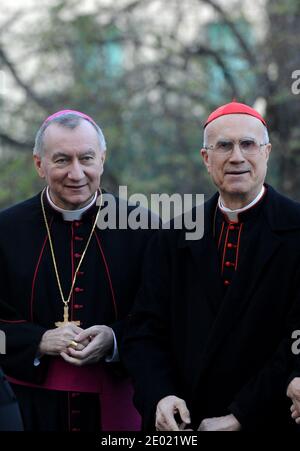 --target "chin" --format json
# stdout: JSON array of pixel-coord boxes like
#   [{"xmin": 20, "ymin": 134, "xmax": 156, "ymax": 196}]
[
  {"xmin": 64, "ymin": 196, "xmax": 90, "ymax": 210},
  {"xmin": 226, "ymin": 182, "xmax": 250, "ymax": 193}
]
